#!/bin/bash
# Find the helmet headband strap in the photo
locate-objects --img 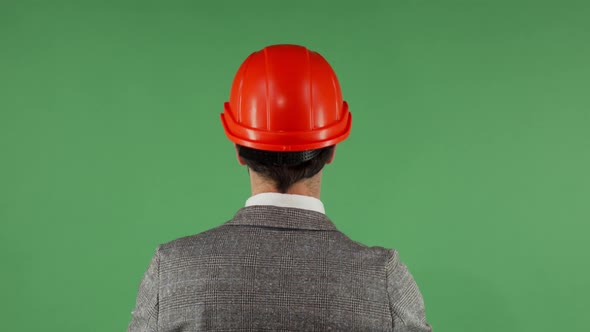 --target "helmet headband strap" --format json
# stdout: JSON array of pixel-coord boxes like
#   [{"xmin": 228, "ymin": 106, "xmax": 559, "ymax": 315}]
[{"xmin": 238, "ymin": 146, "xmax": 322, "ymax": 166}]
